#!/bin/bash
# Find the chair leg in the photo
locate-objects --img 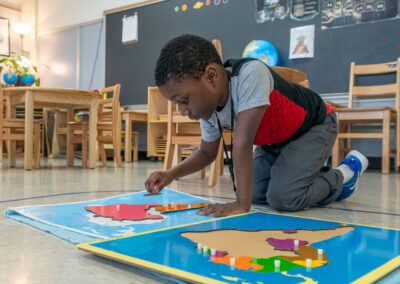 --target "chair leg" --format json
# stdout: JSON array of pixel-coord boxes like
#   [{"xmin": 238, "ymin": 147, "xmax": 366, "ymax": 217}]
[
  {"xmin": 124, "ymin": 125, "xmax": 132, "ymax": 163},
  {"xmin": 177, "ymin": 145, "xmax": 183, "ymax": 163},
  {"xmin": 395, "ymin": 118, "xmax": 399, "ymax": 173},
  {"xmin": 332, "ymin": 118, "xmax": 342, "ymax": 168},
  {"xmin": 41, "ymin": 123, "xmax": 45, "ymax": 158},
  {"xmin": 208, "ymin": 159, "xmax": 220, "ymax": 187},
  {"xmin": 219, "ymin": 153, "xmax": 224, "ymax": 175},
  {"xmin": 8, "ymin": 129, "xmax": 16, "ymax": 167},
  {"xmin": 332, "ymin": 136, "xmax": 340, "ymax": 168},
  {"xmin": 338, "ymin": 123, "xmax": 346, "ymax": 161},
  {"xmin": 112, "ymin": 126, "xmax": 122, "ymax": 167},
  {"xmin": 66, "ymin": 126, "xmax": 74, "ymax": 167},
  {"xmin": 82, "ymin": 124, "xmax": 88, "ymax": 168},
  {"xmin": 114, "ymin": 139, "xmax": 122, "ymax": 167},
  {"xmin": 382, "ymin": 112, "xmax": 391, "ymax": 174},
  {"xmin": 33, "ymin": 123, "xmax": 41, "ymax": 169},
  {"xmin": 0, "ymin": 132, "xmax": 3, "ymax": 162},
  {"xmin": 345, "ymin": 122, "xmax": 352, "ymax": 154},
  {"xmin": 99, "ymin": 142, "xmax": 107, "ymax": 166},
  {"xmin": 163, "ymin": 138, "xmax": 175, "ymax": 171},
  {"xmin": 209, "ymin": 142, "xmax": 224, "ymax": 186},
  {"xmin": 198, "ymin": 168, "xmax": 206, "ymax": 179},
  {"xmin": 218, "ymin": 140, "xmax": 225, "ymax": 175},
  {"xmin": 133, "ymin": 133, "xmax": 138, "ymax": 162}
]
